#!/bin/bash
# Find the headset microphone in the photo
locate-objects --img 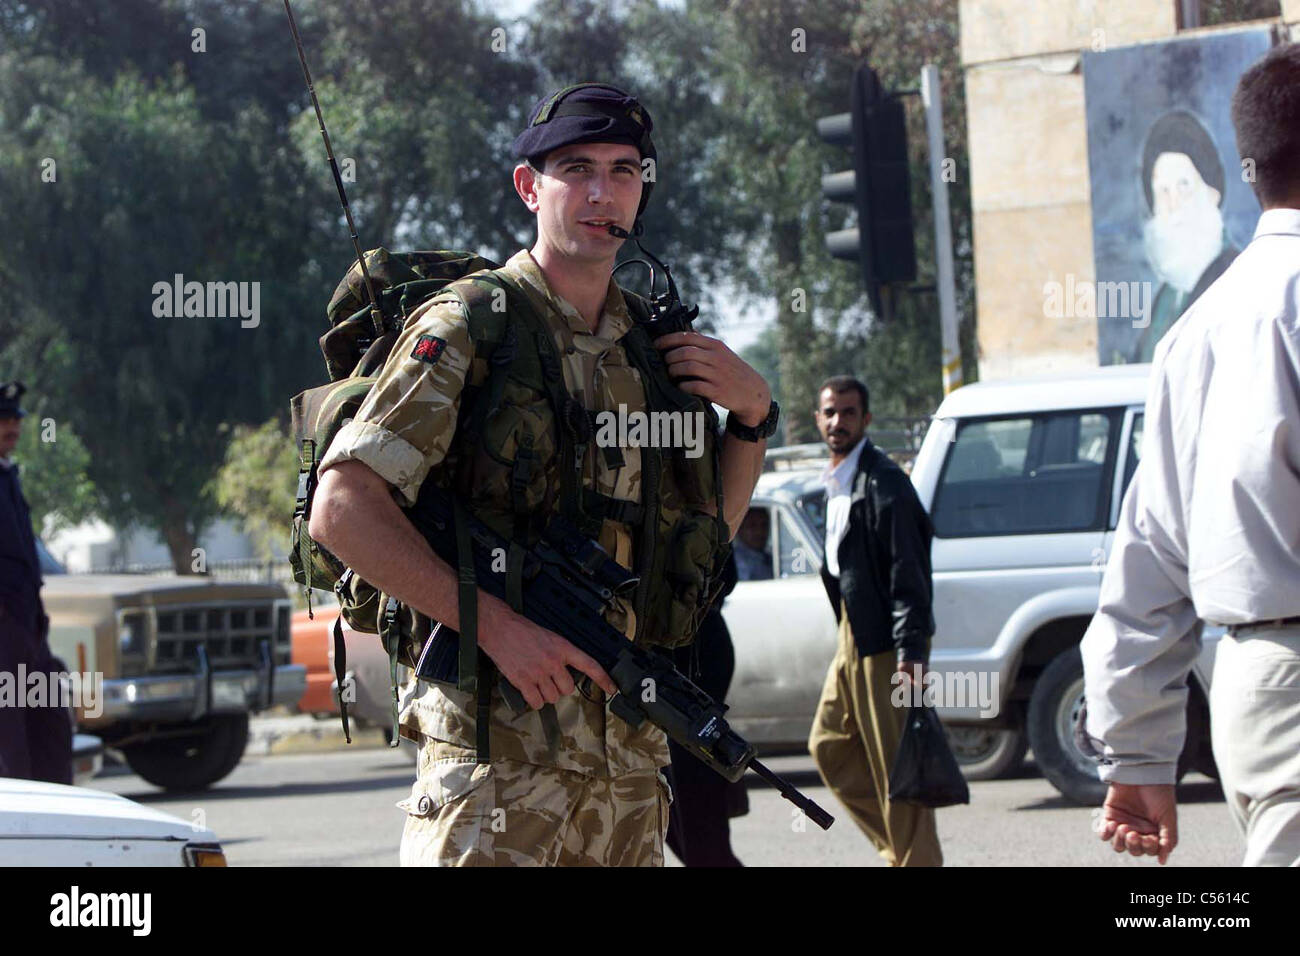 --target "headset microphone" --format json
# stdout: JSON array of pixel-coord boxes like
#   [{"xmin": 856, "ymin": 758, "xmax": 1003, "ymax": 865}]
[{"xmin": 610, "ymin": 228, "xmax": 701, "ymax": 341}]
